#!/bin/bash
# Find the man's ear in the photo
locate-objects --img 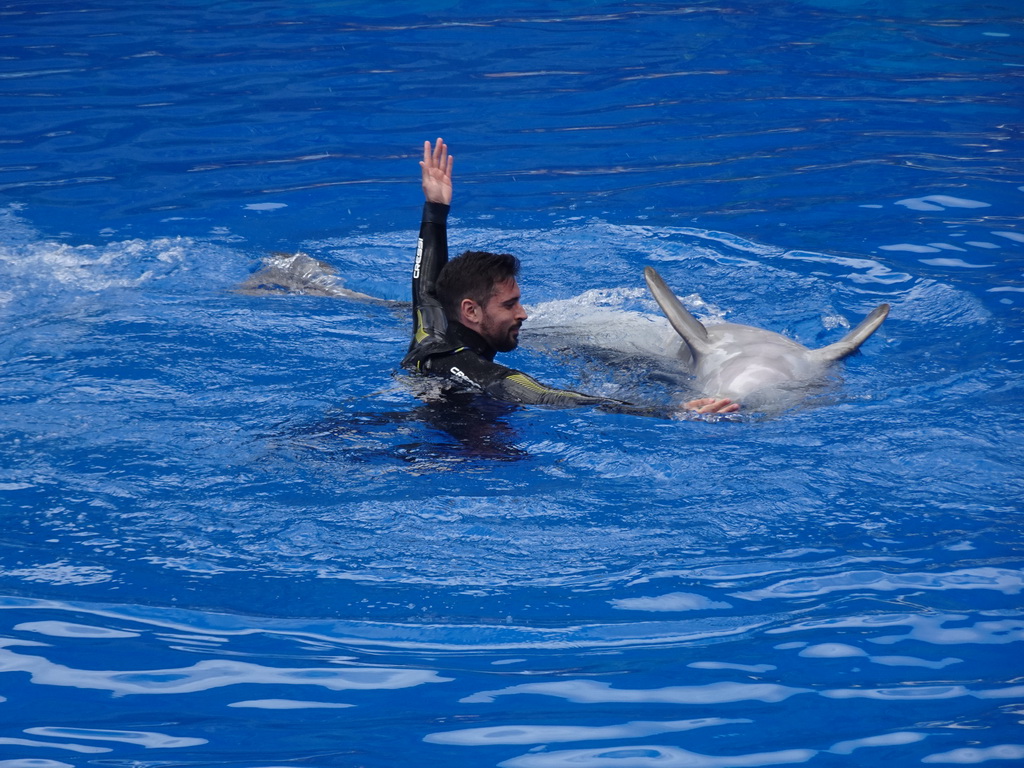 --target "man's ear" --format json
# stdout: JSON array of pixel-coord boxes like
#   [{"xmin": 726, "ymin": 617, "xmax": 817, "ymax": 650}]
[{"xmin": 459, "ymin": 297, "xmax": 481, "ymax": 326}]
